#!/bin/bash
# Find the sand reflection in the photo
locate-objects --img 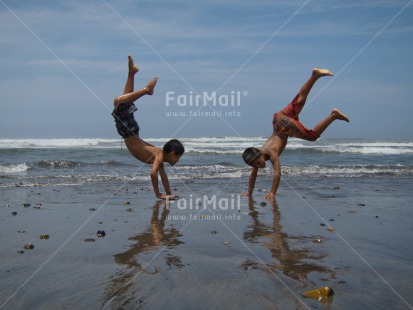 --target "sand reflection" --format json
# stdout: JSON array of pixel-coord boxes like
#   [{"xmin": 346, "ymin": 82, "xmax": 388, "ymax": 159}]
[
  {"xmin": 244, "ymin": 197, "xmax": 334, "ymax": 282},
  {"xmin": 113, "ymin": 200, "xmax": 183, "ymax": 267},
  {"xmin": 102, "ymin": 200, "xmax": 183, "ymax": 307}
]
